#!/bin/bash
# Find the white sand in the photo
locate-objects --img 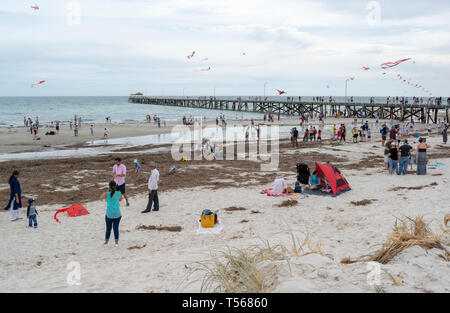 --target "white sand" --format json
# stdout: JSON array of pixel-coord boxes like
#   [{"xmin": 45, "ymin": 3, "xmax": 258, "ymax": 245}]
[{"xmin": 0, "ymin": 136, "xmax": 449, "ymax": 293}]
